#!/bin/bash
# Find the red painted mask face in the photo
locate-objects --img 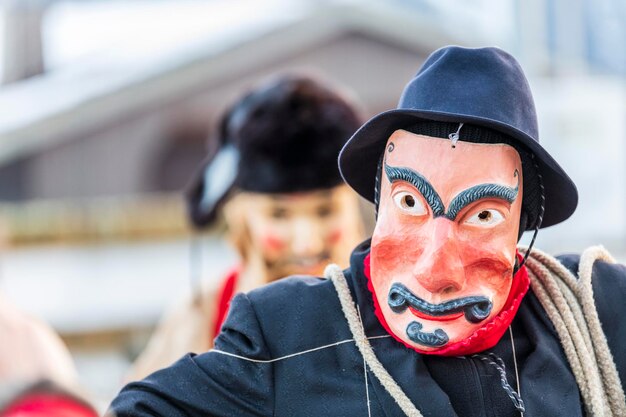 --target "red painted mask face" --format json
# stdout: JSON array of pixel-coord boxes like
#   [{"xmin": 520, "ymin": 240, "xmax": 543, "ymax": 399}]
[{"xmin": 370, "ymin": 130, "xmax": 523, "ymax": 352}]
